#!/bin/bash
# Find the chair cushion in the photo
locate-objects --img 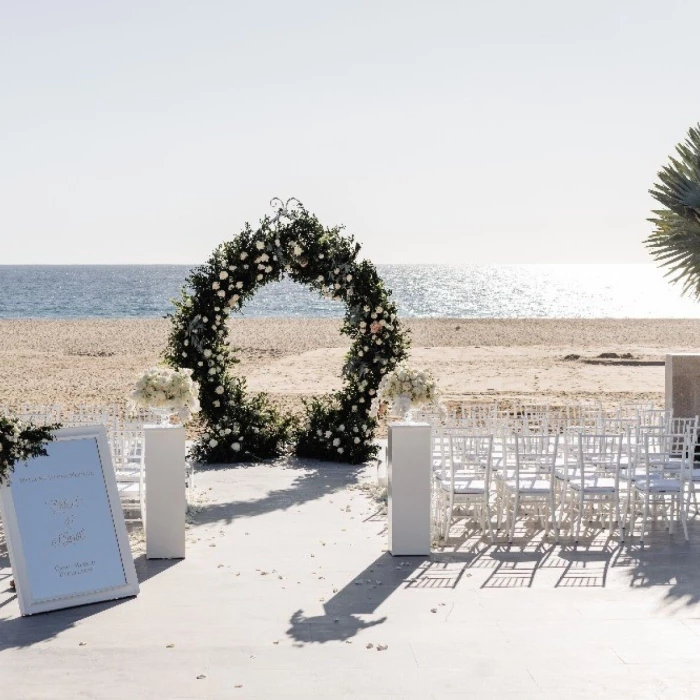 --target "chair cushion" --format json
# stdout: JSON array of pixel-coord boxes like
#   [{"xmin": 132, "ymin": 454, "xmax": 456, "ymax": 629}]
[
  {"xmin": 439, "ymin": 478, "xmax": 487, "ymax": 494},
  {"xmin": 568, "ymin": 477, "xmax": 617, "ymax": 493},
  {"xmin": 633, "ymin": 477, "xmax": 681, "ymax": 493},
  {"xmin": 503, "ymin": 478, "xmax": 553, "ymax": 494}
]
